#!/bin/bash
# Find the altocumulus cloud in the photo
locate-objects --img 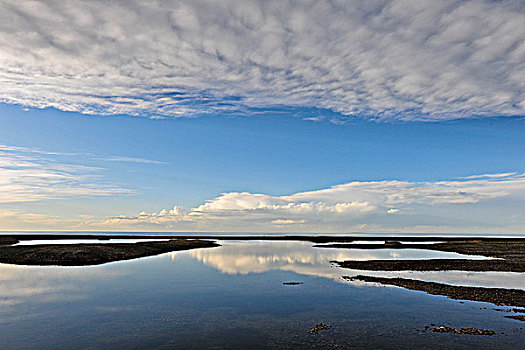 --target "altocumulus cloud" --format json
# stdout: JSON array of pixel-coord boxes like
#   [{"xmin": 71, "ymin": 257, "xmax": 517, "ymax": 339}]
[
  {"xmin": 1, "ymin": 0, "xmax": 524, "ymax": 120},
  {"xmin": 106, "ymin": 173, "xmax": 525, "ymax": 232}
]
